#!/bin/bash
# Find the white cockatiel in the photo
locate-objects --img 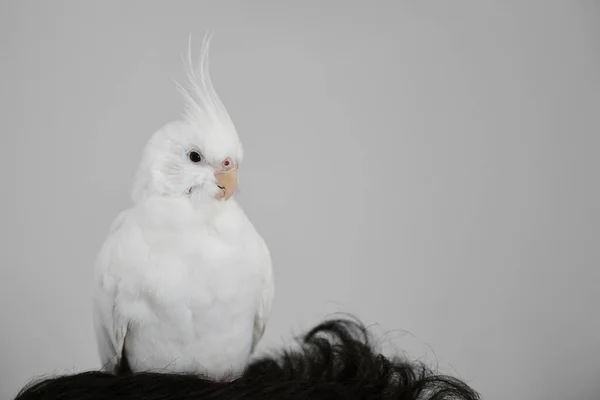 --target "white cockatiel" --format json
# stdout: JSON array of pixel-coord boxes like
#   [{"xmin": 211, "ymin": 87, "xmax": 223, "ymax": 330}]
[{"xmin": 92, "ymin": 35, "xmax": 274, "ymax": 381}]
